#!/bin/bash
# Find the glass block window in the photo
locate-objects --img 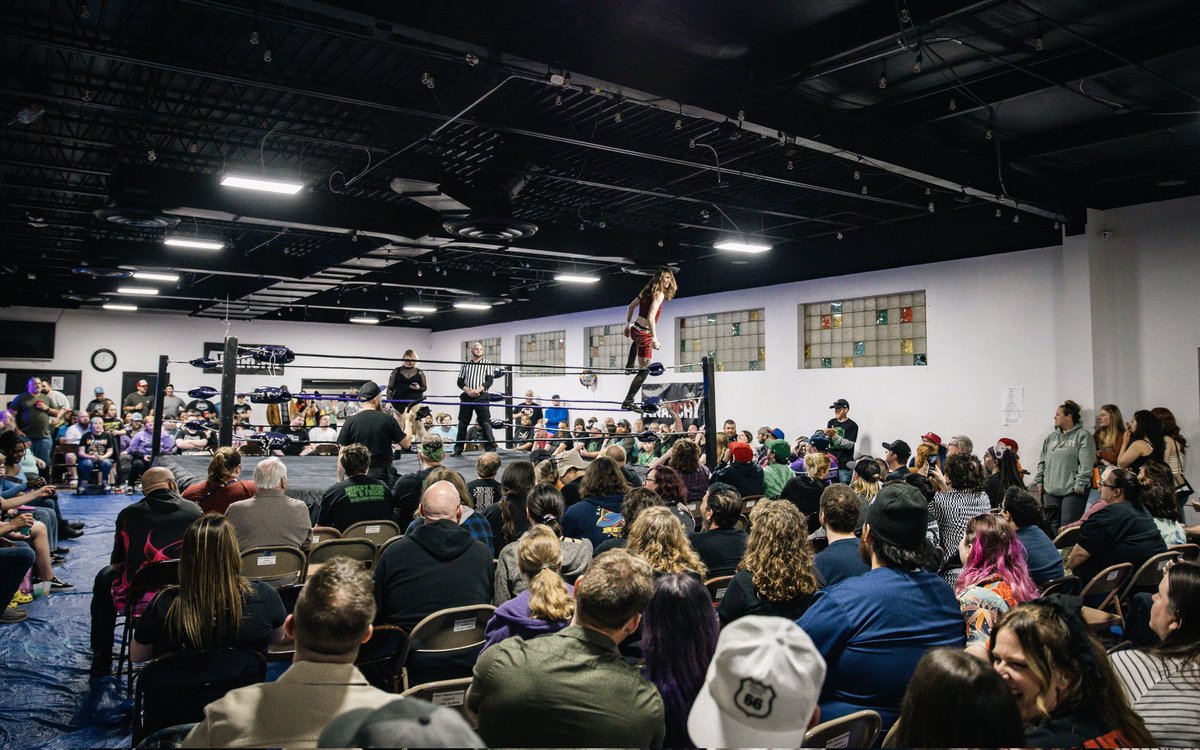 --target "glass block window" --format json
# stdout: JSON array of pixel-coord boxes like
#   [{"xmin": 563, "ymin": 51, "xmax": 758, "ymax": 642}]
[
  {"xmin": 585, "ymin": 323, "xmax": 630, "ymax": 370},
  {"xmin": 517, "ymin": 330, "xmax": 566, "ymax": 376},
  {"xmin": 800, "ymin": 291, "xmax": 927, "ymax": 368},
  {"xmin": 676, "ymin": 308, "xmax": 766, "ymax": 372},
  {"xmin": 460, "ymin": 337, "xmax": 501, "ymax": 365}
]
